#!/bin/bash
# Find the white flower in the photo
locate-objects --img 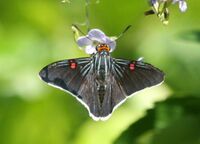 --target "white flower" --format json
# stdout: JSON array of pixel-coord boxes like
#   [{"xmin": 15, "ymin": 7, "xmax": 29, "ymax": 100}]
[
  {"xmin": 150, "ymin": 0, "xmax": 187, "ymax": 12},
  {"xmin": 148, "ymin": 0, "xmax": 187, "ymax": 24},
  {"xmin": 173, "ymin": 0, "xmax": 187, "ymax": 12},
  {"xmin": 77, "ymin": 29, "xmax": 116, "ymax": 54}
]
